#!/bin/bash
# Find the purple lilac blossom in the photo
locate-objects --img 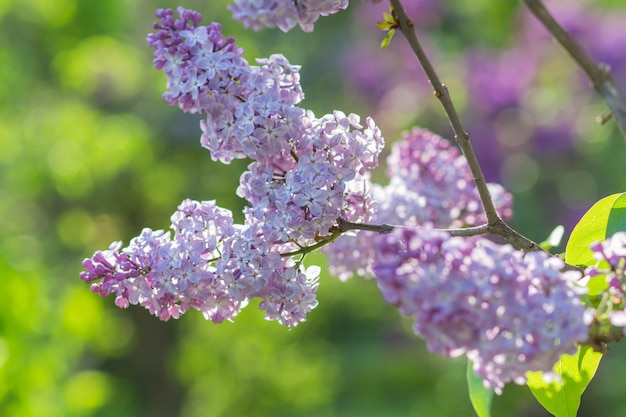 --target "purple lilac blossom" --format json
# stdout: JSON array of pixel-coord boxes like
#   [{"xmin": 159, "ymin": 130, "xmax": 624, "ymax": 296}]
[
  {"xmin": 80, "ymin": 199, "xmax": 320, "ymax": 326},
  {"xmin": 236, "ymin": 110, "xmax": 384, "ymax": 242},
  {"xmin": 373, "ymin": 226, "xmax": 589, "ymax": 393},
  {"xmin": 587, "ymin": 231, "xmax": 626, "ymax": 332},
  {"xmin": 229, "ymin": 0, "xmax": 349, "ymax": 32},
  {"xmin": 80, "ymin": 200, "xmax": 240, "ymax": 322},
  {"xmin": 323, "ymin": 127, "xmax": 513, "ymax": 280},
  {"xmin": 81, "ymin": 8, "xmax": 384, "ymax": 327},
  {"xmin": 149, "ymin": 7, "xmax": 384, "ymax": 241},
  {"xmin": 147, "ymin": 8, "xmax": 305, "ymax": 163}
]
